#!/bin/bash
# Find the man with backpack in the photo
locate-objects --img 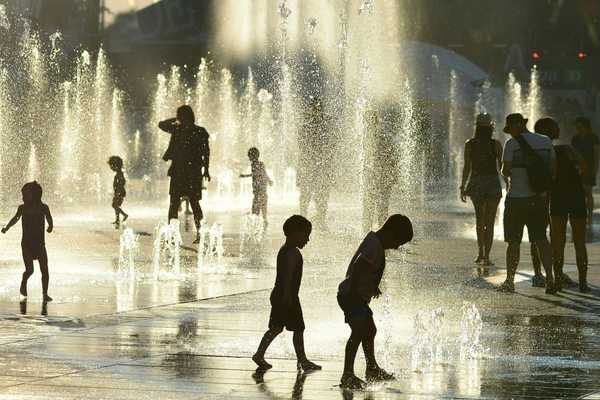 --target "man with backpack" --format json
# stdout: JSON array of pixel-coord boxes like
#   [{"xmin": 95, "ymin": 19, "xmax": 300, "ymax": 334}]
[{"xmin": 498, "ymin": 113, "xmax": 557, "ymax": 294}]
